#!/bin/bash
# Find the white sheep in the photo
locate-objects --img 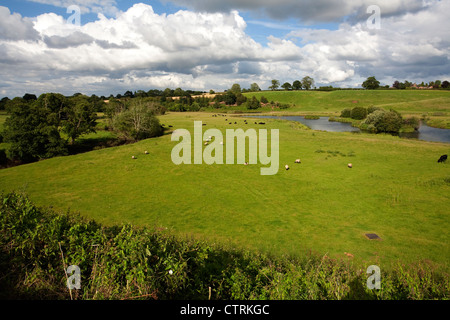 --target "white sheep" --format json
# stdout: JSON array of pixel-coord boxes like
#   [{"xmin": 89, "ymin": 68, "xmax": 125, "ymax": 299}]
[
  {"xmin": 144, "ymin": 151, "xmax": 149, "ymax": 154},
  {"xmin": 285, "ymin": 165, "xmax": 290, "ymax": 170},
  {"xmin": 295, "ymin": 159, "xmax": 301, "ymax": 163},
  {"xmin": 348, "ymin": 163, "xmax": 353, "ymax": 168},
  {"xmin": 132, "ymin": 156, "xmax": 136, "ymax": 159}
]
